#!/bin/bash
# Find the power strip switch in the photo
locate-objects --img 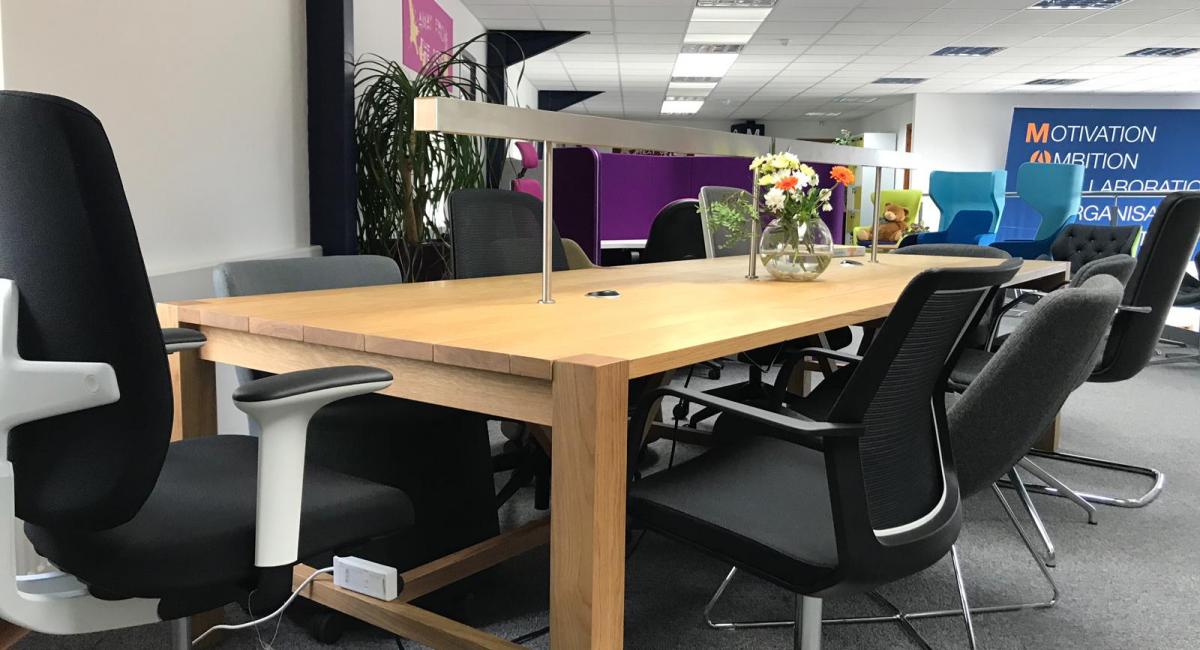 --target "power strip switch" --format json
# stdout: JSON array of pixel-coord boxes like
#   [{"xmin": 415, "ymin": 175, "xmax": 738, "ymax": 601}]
[{"xmin": 333, "ymin": 556, "xmax": 400, "ymax": 601}]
